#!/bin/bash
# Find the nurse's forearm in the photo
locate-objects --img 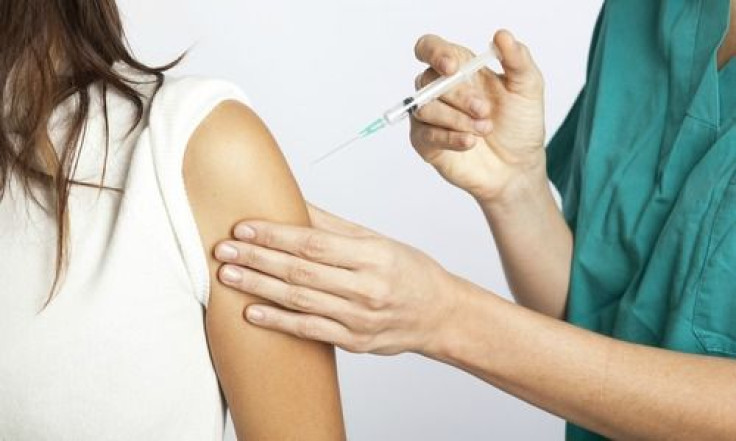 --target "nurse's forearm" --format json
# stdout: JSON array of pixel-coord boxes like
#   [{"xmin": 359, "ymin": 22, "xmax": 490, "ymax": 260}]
[
  {"xmin": 478, "ymin": 171, "xmax": 573, "ymax": 319},
  {"xmin": 434, "ymin": 282, "xmax": 736, "ymax": 440}
]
